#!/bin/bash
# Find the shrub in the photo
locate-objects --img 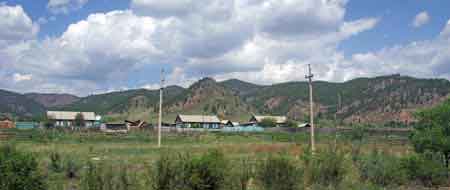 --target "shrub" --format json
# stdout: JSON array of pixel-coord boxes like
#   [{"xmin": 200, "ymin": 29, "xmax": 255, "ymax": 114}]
[
  {"xmin": 49, "ymin": 151, "xmax": 64, "ymax": 173},
  {"xmin": 284, "ymin": 120, "xmax": 298, "ymax": 128},
  {"xmin": 0, "ymin": 144, "xmax": 47, "ymax": 190},
  {"xmin": 227, "ymin": 158, "xmax": 254, "ymax": 190},
  {"xmin": 65, "ymin": 158, "xmax": 80, "ymax": 179},
  {"xmin": 357, "ymin": 149, "xmax": 407, "ymax": 187},
  {"xmin": 151, "ymin": 149, "xmax": 228, "ymax": 190},
  {"xmin": 81, "ymin": 161, "xmax": 139, "ymax": 190},
  {"xmin": 303, "ymin": 148, "xmax": 347, "ymax": 187},
  {"xmin": 235, "ymin": 158, "xmax": 254, "ymax": 190},
  {"xmin": 401, "ymin": 152, "xmax": 448, "ymax": 187},
  {"xmin": 259, "ymin": 118, "xmax": 277, "ymax": 128},
  {"xmin": 257, "ymin": 154, "xmax": 302, "ymax": 190}
]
